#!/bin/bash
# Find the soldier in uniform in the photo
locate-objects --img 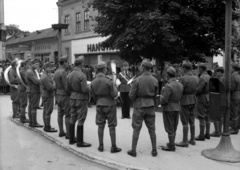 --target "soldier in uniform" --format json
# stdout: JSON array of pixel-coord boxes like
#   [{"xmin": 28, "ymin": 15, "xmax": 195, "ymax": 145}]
[
  {"xmin": 118, "ymin": 62, "xmax": 133, "ymax": 119},
  {"xmin": 25, "ymin": 59, "xmax": 43, "ymax": 127},
  {"xmin": 175, "ymin": 63, "xmax": 198, "ymax": 147},
  {"xmin": 127, "ymin": 60, "xmax": 158, "ymax": 157},
  {"xmin": 160, "ymin": 67, "xmax": 183, "ymax": 151},
  {"xmin": 9, "ymin": 59, "xmax": 20, "ymax": 118},
  {"xmin": 90, "ymin": 62, "xmax": 121, "ymax": 153},
  {"xmin": 66, "ymin": 57, "xmax": 91, "ymax": 147},
  {"xmin": 195, "ymin": 63, "xmax": 211, "ymax": 141},
  {"xmin": 40, "ymin": 62, "xmax": 57, "ymax": 132},
  {"xmin": 210, "ymin": 67, "xmax": 224, "ymax": 137},
  {"xmin": 18, "ymin": 60, "xmax": 30, "ymax": 123},
  {"xmin": 229, "ymin": 63, "xmax": 240, "ymax": 134},
  {"xmin": 54, "ymin": 55, "xmax": 71, "ymax": 138}
]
